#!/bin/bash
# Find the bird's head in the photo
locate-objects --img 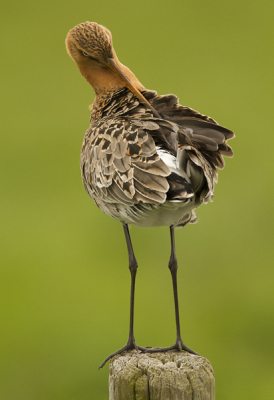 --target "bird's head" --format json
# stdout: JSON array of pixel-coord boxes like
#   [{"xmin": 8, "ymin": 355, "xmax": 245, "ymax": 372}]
[
  {"xmin": 66, "ymin": 22, "xmax": 157, "ymax": 112},
  {"xmin": 66, "ymin": 22, "xmax": 114, "ymax": 67}
]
